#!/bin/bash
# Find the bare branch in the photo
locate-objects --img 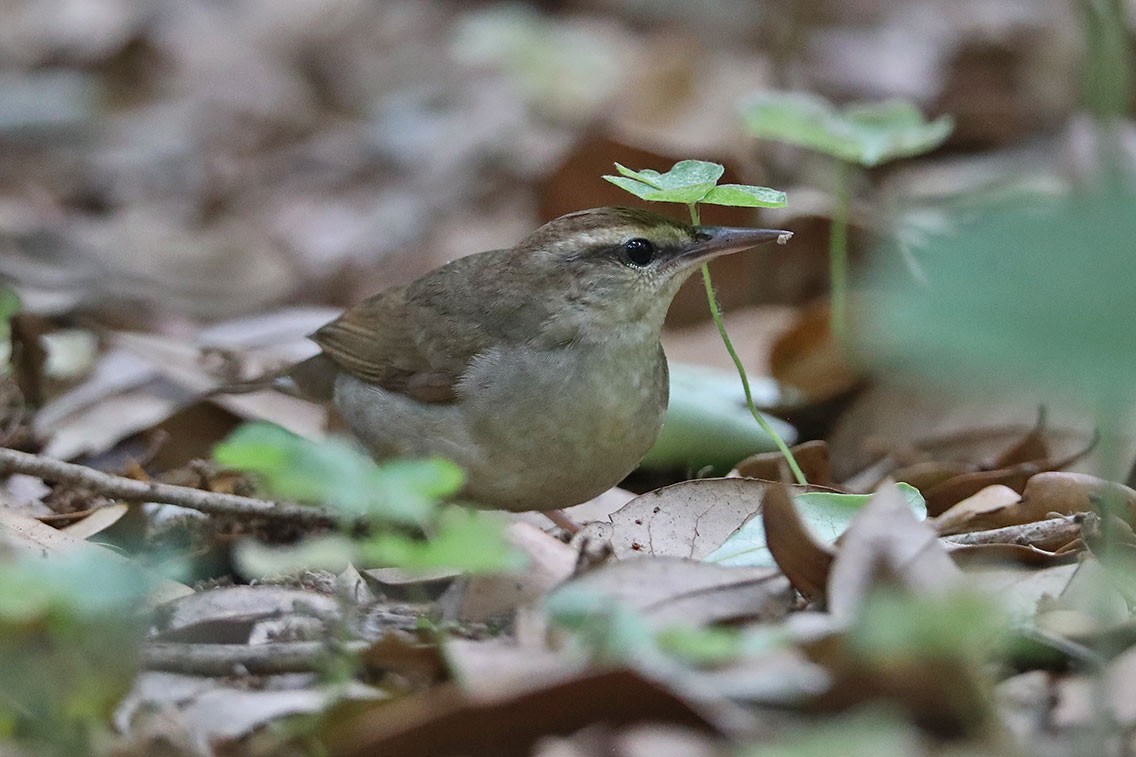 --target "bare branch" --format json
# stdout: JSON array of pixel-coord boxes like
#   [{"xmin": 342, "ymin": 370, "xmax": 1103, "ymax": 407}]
[{"xmin": 0, "ymin": 446, "xmax": 341, "ymax": 528}]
